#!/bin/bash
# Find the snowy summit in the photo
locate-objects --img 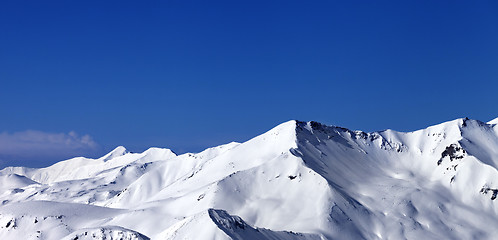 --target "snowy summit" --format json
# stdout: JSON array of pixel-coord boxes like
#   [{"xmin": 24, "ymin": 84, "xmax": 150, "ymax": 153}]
[{"xmin": 1, "ymin": 118, "xmax": 498, "ymax": 240}]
